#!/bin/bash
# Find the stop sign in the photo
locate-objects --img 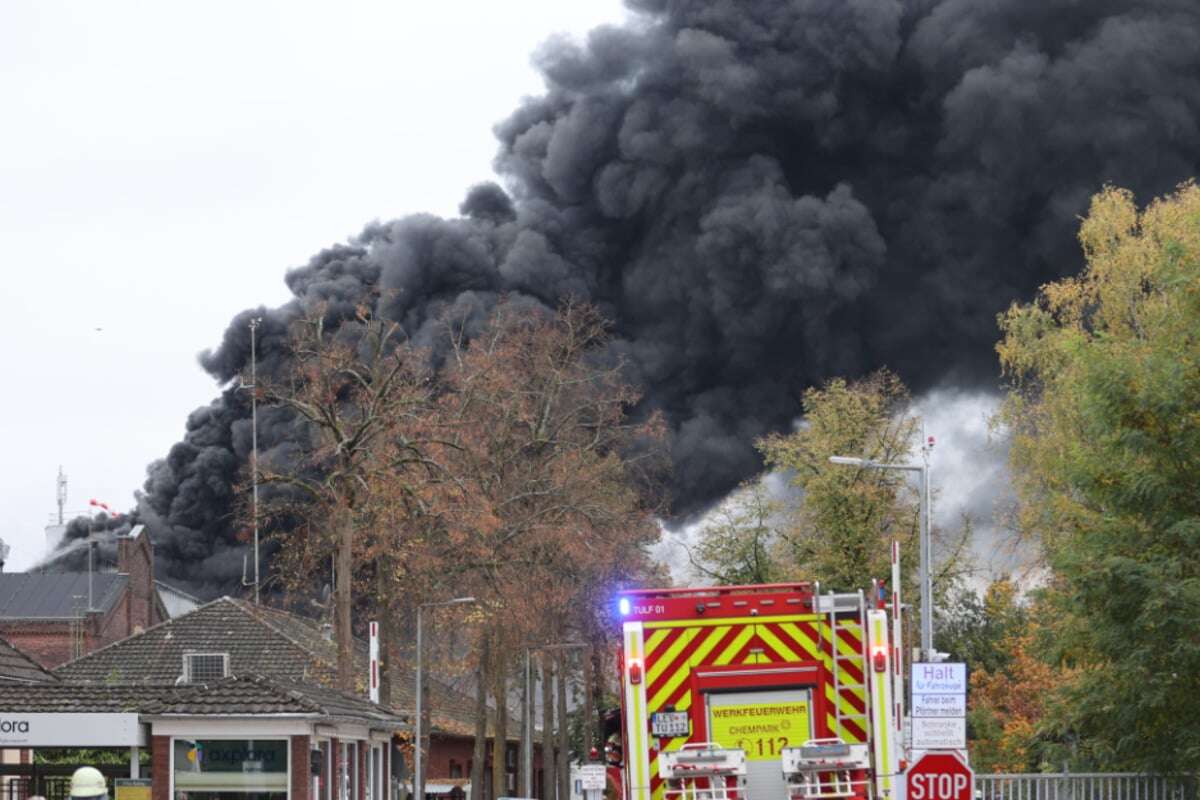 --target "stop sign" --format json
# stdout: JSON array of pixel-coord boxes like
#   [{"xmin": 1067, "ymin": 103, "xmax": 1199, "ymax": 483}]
[{"xmin": 907, "ymin": 752, "xmax": 974, "ymax": 800}]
